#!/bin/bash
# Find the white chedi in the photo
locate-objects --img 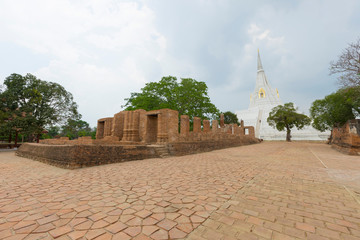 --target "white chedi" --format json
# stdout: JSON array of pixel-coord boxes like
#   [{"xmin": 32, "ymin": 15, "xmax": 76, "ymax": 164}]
[{"xmin": 236, "ymin": 50, "xmax": 329, "ymax": 140}]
